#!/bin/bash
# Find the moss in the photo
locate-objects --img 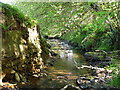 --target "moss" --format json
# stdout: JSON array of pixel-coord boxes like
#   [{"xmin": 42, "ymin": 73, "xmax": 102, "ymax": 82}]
[
  {"xmin": 98, "ymin": 55, "xmax": 104, "ymax": 60},
  {"xmin": 0, "ymin": 2, "xmax": 37, "ymax": 30},
  {"xmin": 40, "ymin": 38, "xmax": 51, "ymax": 63},
  {"xmin": 1, "ymin": 2, "xmax": 51, "ymax": 84},
  {"xmin": 112, "ymin": 50, "xmax": 120, "ymax": 56},
  {"xmin": 110, "ymin": 76, "xmax": 120, "ymax": 88}
]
